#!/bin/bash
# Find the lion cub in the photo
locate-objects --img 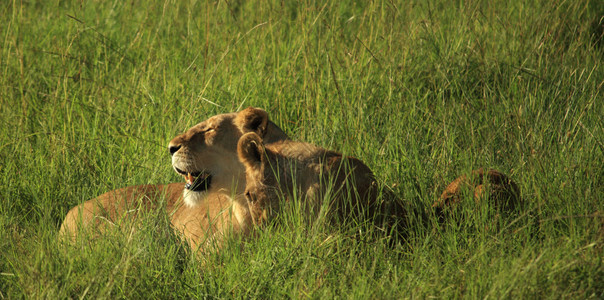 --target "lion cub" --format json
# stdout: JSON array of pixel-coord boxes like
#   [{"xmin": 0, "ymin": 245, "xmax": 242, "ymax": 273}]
[{"xmin": 237, "ymin": 132, "xmax": 406, "ymax": 232}]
